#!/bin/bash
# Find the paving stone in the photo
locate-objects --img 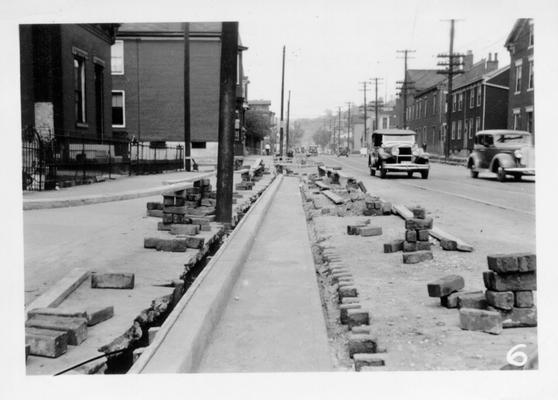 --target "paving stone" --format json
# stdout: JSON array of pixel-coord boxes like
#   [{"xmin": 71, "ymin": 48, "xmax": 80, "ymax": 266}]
[
  {"xmin": 340, "ymin": 303, "xmax": 362, "ymax": 324},
  {"xmin": 341, "ymin": 297, "xmax": 360, "ymax": 304},
  {"xmin": 485, "ymin": 290, "xmax": 514, "ymax": 310},
  {"xmin": 163, "ymin": 206, "xmax": 189, "ymax": 215},
  {"xmin": 457, "ymin": 291, "xmax": 487, "ymax": 309},
  {"xmin": 516, "ymin": 253, "xmax": 537, "ymax": 272},
  {"xmin": 170, "ymin": 224, "xmax": 200, "ymax": 236},
  {"xmin": 411, "ymin": 206, "xmax": 426, "ymax": 219},
  {"xmin": 417, "ymin": 230, "xmax": 430, "ymax": 241},
  {"xmin": 427, "ymin": 275, "xmax": 465, "ymax": 297},
  {"xmin": 91, "ymin": 272, "xmax": 135, "ymax": 289},
  {"xmin": 487, "ymin": 253, "xmax": 536, "ymax": 273},
  {"xmin": 162, "ymin": 213, "xmax": 173, "ymax": 224},
  {"xmin": 483, "ymin": 271, "xmax": 536, "ymax": 291},
  {"xmin": 338, "ymin": 285, "xmax": 358, "ymax": 301},
  {"xmin": 155, "ymin": 238, "xmax": 188, "ymax": 252},
  {"xmin": 440, "ymin": 292, "xmax": 460, "ymax": 308},
  {"xmin": 441, "ymin": 239, "xmax": 458, "ymax": 250},
  {"xmin": 191, "ymin": 217, "xmax": 212, "ymax": 225},
  {"xmin": 416, "ymin": 241, "xmax": 431, "ymax": 251},
  {"xmin": 384, "ymin": 239, "xmax": 404, "ymax": 253},
  {"xmin": 157, "ymin": 222, "xmax": 172, "ymax": 231},
  {"xmin": 381, "ymin": 202, "xmax": 392, "ymax": 215},
  {"xmin": 147, "ymin": 202, "xmax": 163, "ymax": 210},
  {"xmin": 348, "ymin": 333, "xmax": 377, "ymax": 357},
  {"xmin": 514, "ymin": 290, "xmax": 535, "ymax": 308},
  {"xmin": 338, "ymin": 278, "xmax": 355, "ymax": 286},
  {"xmin": 358, "ymin": 226, "xmax": 383, "ymax": 237},
  {"xmin": 146, "ymin": 209, "xmax": 164, "ymax": 218},
  {"xmin": 26, "ymin": 316, "xmax": 88, "ymax": 345},
  {"xmin": 200, "ymin": 224, "xmax": 211, "ymax": 231},
  {"xmin": 498, "ymin": 306, "xmax": 537, "ymax": 328},
  {"xmin": 163, "ymin": 196, "xmax": 175, "ymax": 206},
  {"xmin": 347, "ymin": 224, "xmax": 366, "ymax": 235},
  {"xmin": 403, "ymin": 241, "xmax": 417, "ymax": 252},
  {"xmin": 86, "ymin": 306, "xmax": 114, "ymax": 326},
  {"xmin": 347, "ymin": 309, "xmax": 369, "ymax": 328},
  {"xmin": 459, "ymin": 308, "xmax": 502, "ymax": 335},
  {"xmin": 351, "ymin": 325, "xmax": 371, "ymax": 334},
  {"xmin": 354, "ymin": 353, "xmax": 385, "ymax": 370},
  {"xmin": 403, "ymin": 250, "xmax": 433, "ymax": 264},
  {"xmin": 405, "ymin": 217, "xmax": 433, "ymax": 230},
  {"xmin": 405, "ymin": 230, "xmax": 417, "ymax": 242},
  {"xmin": 25, "ymin": 327, "xmax": 68, "ymax": 358}
]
